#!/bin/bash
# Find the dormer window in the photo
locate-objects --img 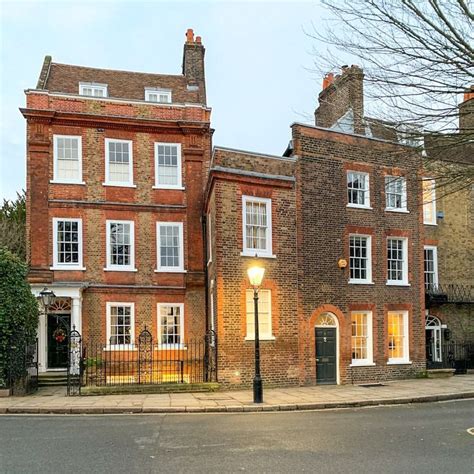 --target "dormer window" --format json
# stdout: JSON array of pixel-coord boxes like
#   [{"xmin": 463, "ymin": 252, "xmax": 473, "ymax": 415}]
[
  {"xmin": 145, "ymin": 88, "xmax": 172, "ymax": 103},
  {"xmin": 79, "ymin": 82, "xmax": 108, "ymax": 97}
]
